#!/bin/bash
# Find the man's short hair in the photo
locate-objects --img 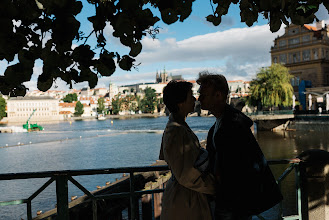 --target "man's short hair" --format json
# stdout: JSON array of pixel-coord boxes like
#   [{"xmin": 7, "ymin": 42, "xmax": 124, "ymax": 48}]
[
  {"xmin": 163, "ymin": 80, "xmax": 193, "ymax": 113},
  {"xmin": 196, "ymin": 71, "xmax": 229, "ymax": 98}
]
